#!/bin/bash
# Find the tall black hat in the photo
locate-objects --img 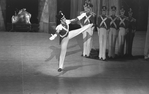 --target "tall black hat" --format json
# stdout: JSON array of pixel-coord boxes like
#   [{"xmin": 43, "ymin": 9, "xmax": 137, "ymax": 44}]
[
  {"xmin": 111, "ymin": 6, "xmax": 116, "ymax": 11},
  {"xmin": 120, "ymin": 6, "xmax": 125, "ymax": 12},
  {"xmin": 84, "ymin": 0, "xmax": 93, "ymax": 8},
  {"xmin": 102, "ymin": 6, "xmax": 107, "ymax": 11},
  {"xmin": 56, "ymin": 11, "xmax": 65, "ymax": 21},
  {"xmin": 128, "ymin": 8, "xmax": 133, "ymax": 14}
]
